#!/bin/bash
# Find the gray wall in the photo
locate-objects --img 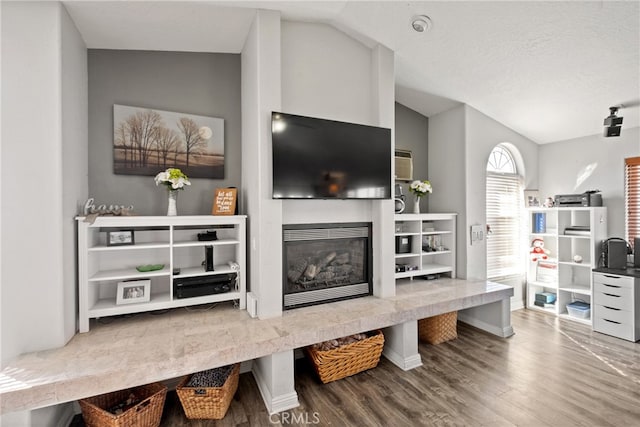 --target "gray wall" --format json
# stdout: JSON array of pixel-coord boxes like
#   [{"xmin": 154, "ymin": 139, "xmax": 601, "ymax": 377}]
[
  {"xmin": 539, "ymin": 126, "xmax": 640, "ymax": 239},
  {"xmin": 88, "ymin": 50, "xmax": 241, "ymax": 216},
  {"xmin": 394, "ymin": 102, "xmax": 428, "ymax": 211}
]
